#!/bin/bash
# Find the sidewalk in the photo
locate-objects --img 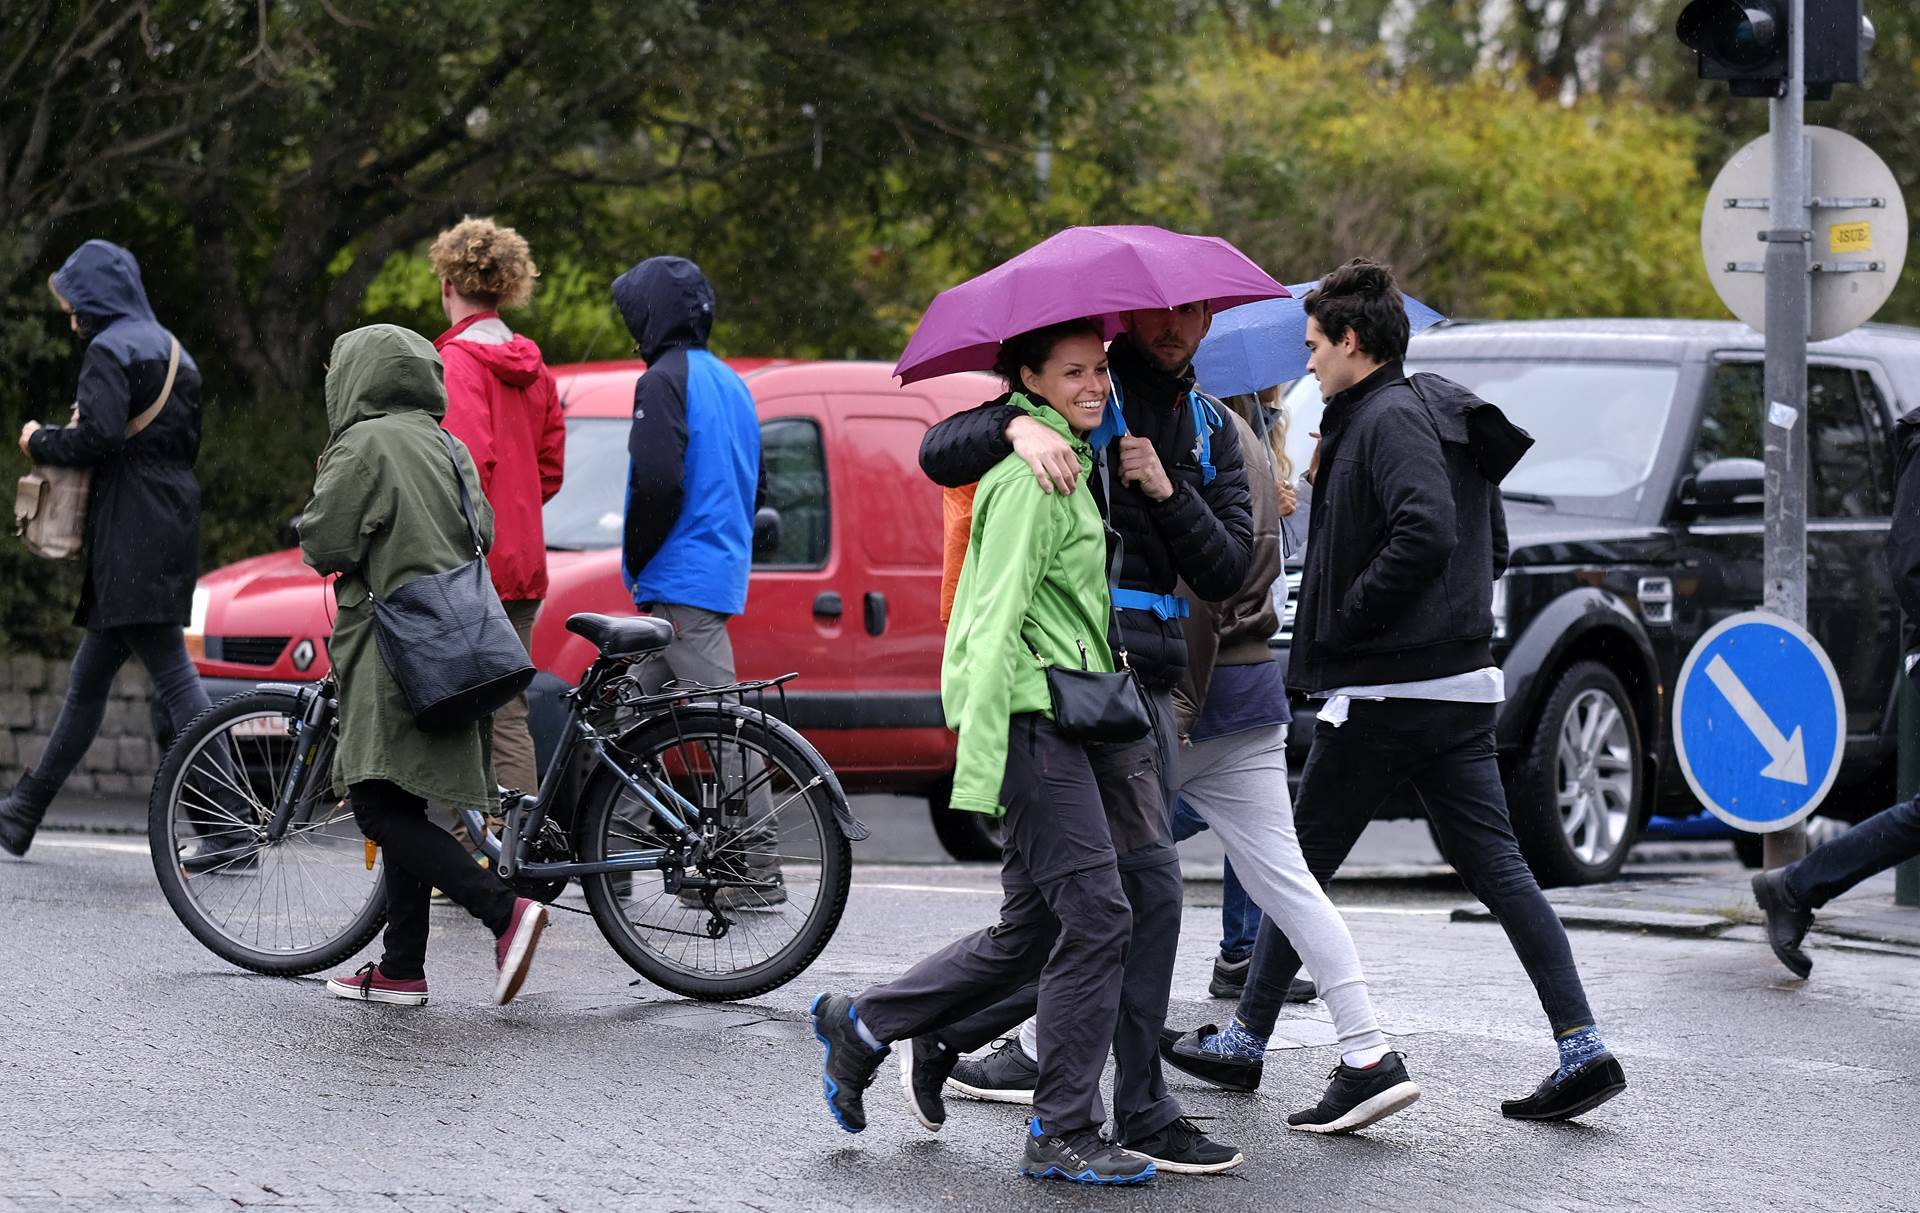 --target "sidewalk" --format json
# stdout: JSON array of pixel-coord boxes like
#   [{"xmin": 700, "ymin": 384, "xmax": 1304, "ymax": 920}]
[{"xmin": 1455, "ymin": 868, "xmax": 1920, "ymax": 950}]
